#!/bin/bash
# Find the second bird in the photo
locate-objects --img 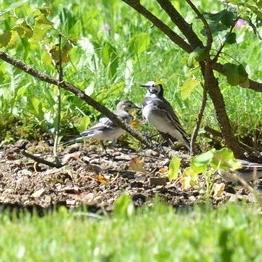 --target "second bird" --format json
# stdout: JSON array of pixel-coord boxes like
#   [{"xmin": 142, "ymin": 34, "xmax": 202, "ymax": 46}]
[
  {"xmin": 141, "ymin": 81, "xmax": 190, "ymax": 150},
  {"xmin": 64, "ymin": 100, "xmax": 138, "ymax": 146}
]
